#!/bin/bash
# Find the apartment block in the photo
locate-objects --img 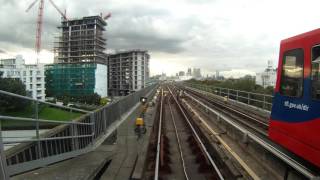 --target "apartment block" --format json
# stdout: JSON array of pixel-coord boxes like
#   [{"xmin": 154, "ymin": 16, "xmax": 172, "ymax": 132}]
[
  {"xmin": 108, "ymin": 50, "xmax": 150, "ymax": 96},
  {"xmin": 0, "ymin": 55, "xmax": 46, "ymax": 100}
]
